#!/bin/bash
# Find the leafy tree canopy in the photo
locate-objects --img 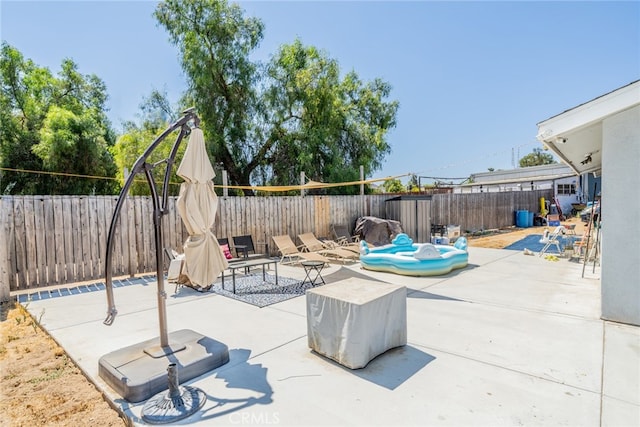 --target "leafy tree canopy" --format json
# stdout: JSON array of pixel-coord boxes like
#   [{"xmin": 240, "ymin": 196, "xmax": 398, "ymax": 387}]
[
  {"xmin": 0, "ymin": 42, "xmax": 117, "ymax": 195},
  {"xmin": 111, "ymin": 89, "xmax": 187, "ymax": 196},
  {"xmin": 519, "ymin": 147, "xmax": 556, "ymax": 168},
  {"xmin": 155, "ymin": 0, "xmax": 398, "ymax": 195},
  {"xmin": 382, "ymin": 178, "xmax": 404, "ymax": 193}
]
